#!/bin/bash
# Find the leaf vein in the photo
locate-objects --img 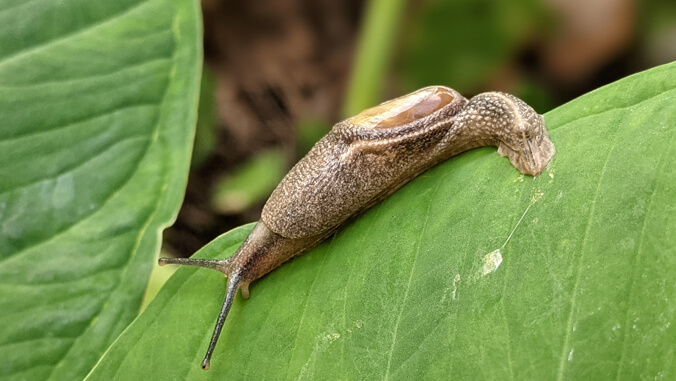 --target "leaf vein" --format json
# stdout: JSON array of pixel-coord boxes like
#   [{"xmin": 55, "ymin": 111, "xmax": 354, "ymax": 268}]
[
  {"xmin": 614, "ymin": 128, "xmax": 673, "ymax": 380},
  {"xmin": 383, "ymin": 175, "xmax": 444, "ymax": 380},
  {"xmin": 555, "ymin": 124, "xmax": 622, "ymax": 381},
  {"xmin": 0, "ymin": 56, "xmax": 172, "ymax": 90},
  {"xmin": 285, "ymin": 235, "xmax": 335, "ymax": 380},
  {"xmin": 0, "ymin": 1, "xmax": 152, "ymax": 67},
  {"xmin": 0, "ymin": 102, "xmax": 159, "ymax": 144}
]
